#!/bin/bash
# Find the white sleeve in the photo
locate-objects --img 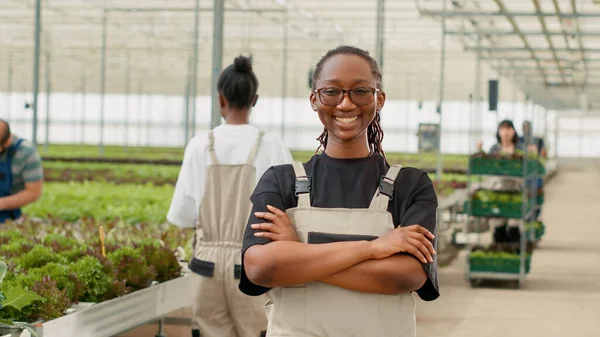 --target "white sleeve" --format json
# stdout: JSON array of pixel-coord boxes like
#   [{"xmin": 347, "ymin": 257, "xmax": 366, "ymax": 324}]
[
  {"xmin": 267, "ymin": 135, "xmax": 294, "ymax": 166},
  {"xmin": 166, "ymin": 139, "xmax": 206, "ymax": 228}
]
